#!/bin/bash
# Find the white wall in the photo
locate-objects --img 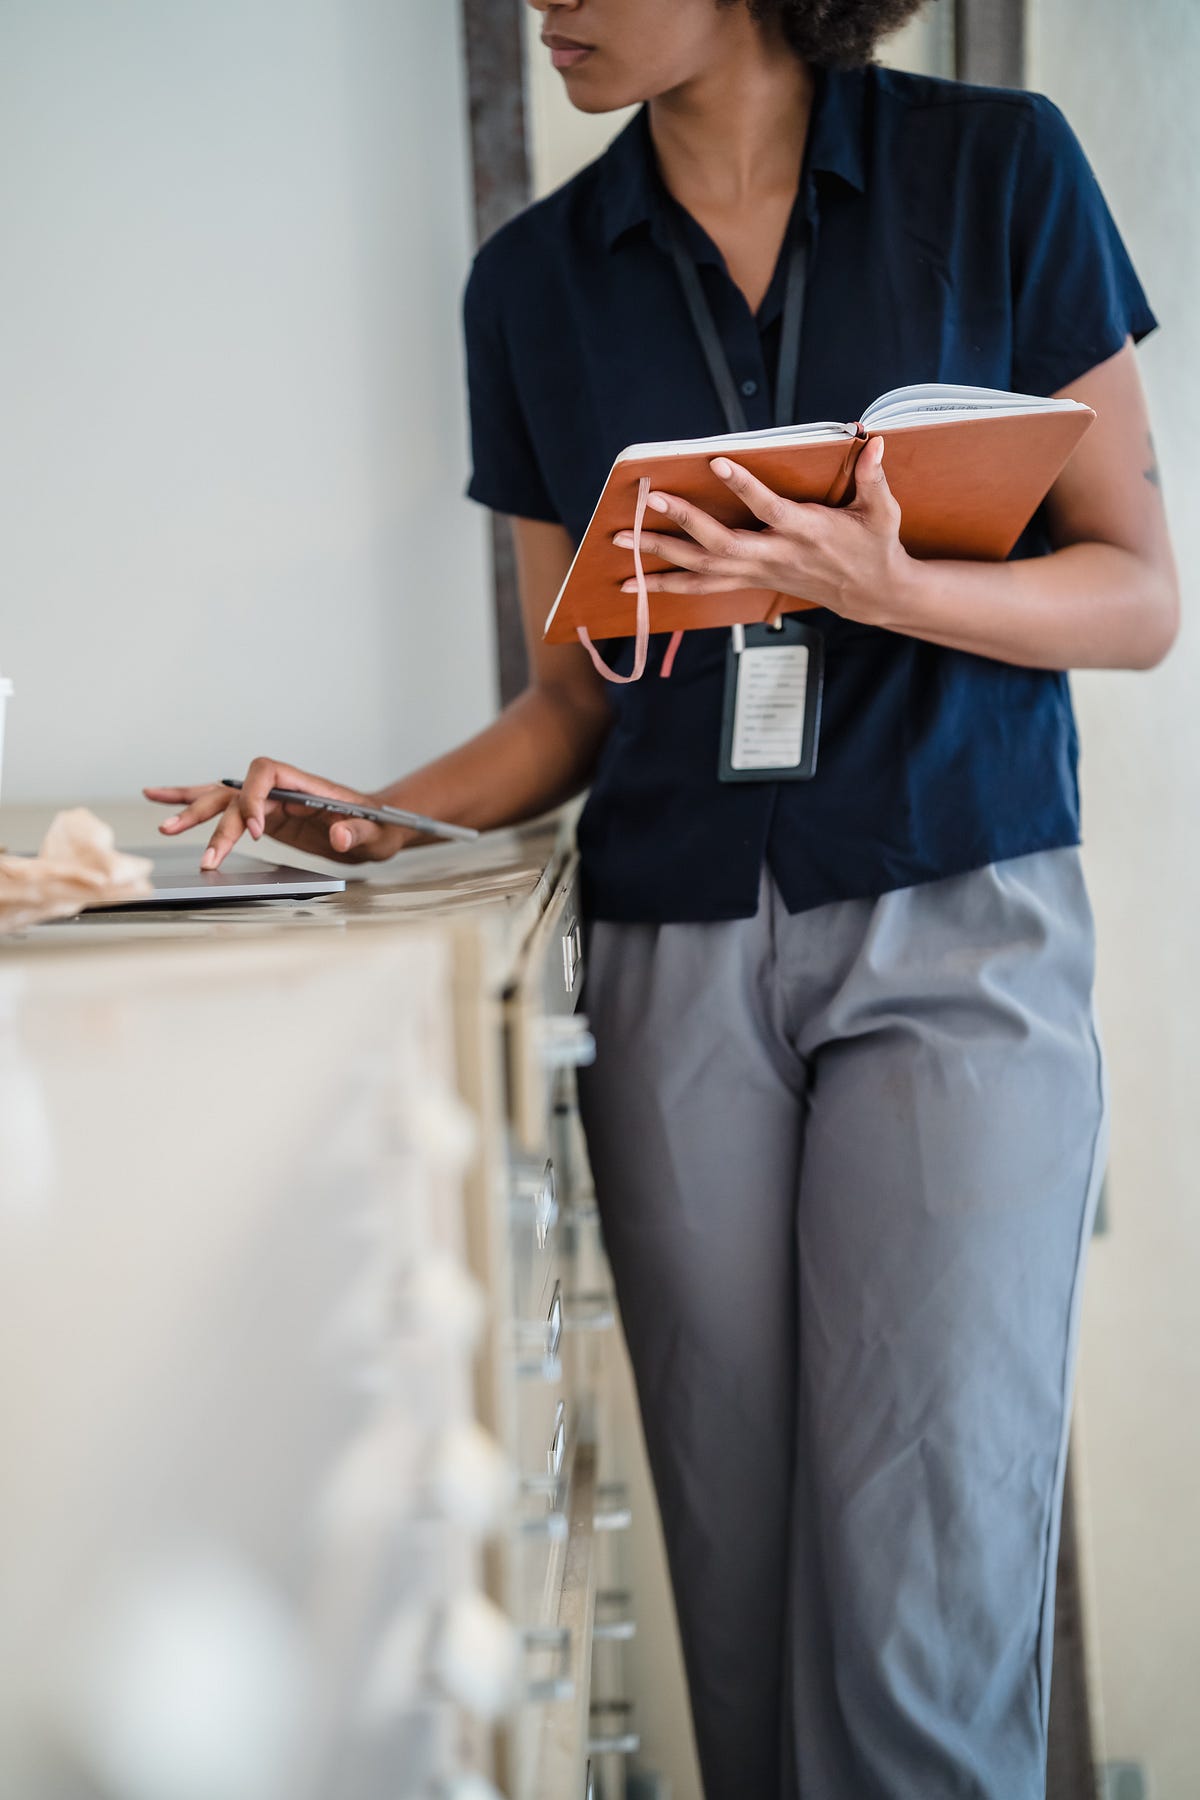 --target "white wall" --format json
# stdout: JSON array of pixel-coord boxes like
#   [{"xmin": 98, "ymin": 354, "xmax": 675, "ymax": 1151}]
[
  {"xmin": 0, "ymin": 0, "xmax": 493, "ymax": 807},
  {"xmin": 1030, "ymin": 3, "xmax": 1200, "ymax": 1793}
]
